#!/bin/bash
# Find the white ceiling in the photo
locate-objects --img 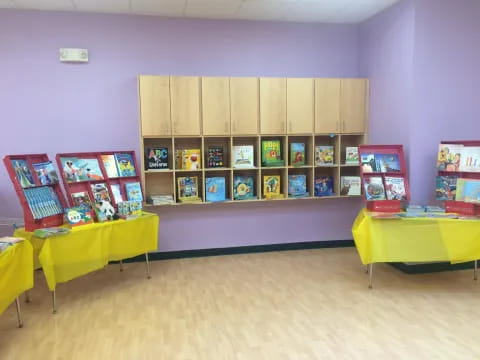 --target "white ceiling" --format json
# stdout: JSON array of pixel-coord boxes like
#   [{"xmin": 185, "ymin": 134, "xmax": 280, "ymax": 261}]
[{"xmin": 0, "ymin": 0, "xmax": 400, "ymax": 23}]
